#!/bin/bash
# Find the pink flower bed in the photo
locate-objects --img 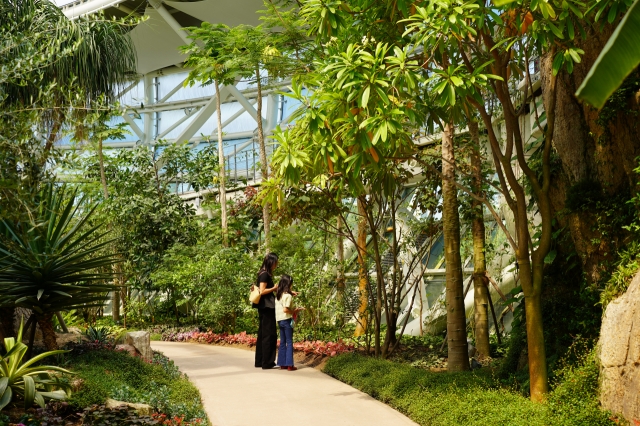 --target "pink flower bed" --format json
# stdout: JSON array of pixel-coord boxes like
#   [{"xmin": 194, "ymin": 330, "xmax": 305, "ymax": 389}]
[{"xmin": 161, "ymin": 330, "xmax": 354, "ymax": 357}]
